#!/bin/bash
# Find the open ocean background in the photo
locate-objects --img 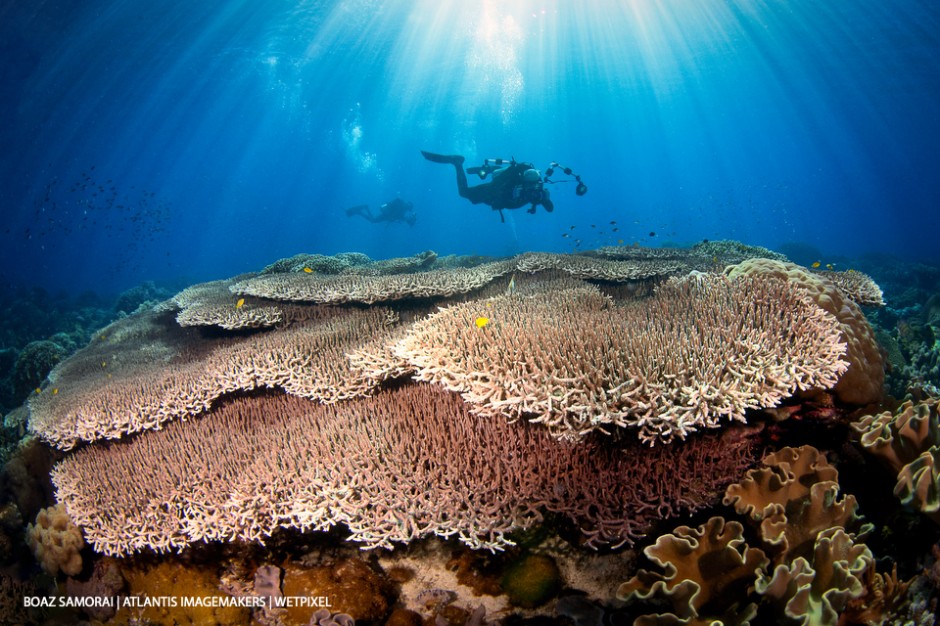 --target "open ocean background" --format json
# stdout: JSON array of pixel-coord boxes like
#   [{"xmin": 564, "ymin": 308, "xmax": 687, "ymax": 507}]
[{"xmin": 1, "ymin": 0, "xmax": 938, "ymax": 297}]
